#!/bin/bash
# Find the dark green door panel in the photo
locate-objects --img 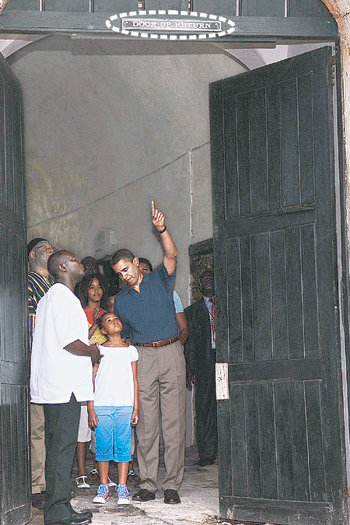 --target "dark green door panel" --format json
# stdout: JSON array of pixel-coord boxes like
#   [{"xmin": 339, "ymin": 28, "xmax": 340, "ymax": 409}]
[
  {"xmin": 241, "ymin": 0, "xmax": 285, "ymax": 17},
  {"xmin": 45, "ymin": 0, "xmax": 89, "ymax": 12},
  {"xmin": 144, "ymin": 0, "xmax": 186, "ymax": 10},
  {"xmin": 210, "ymin": 47, "xmax": 348, "ymax": 524},
  {"xmin": 3, "ymin": 0, "xmax": 335, "ymax": 17},
  {"xmin": 0, "ymin": 57, "xmax": 29, "ymax": 525}
]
